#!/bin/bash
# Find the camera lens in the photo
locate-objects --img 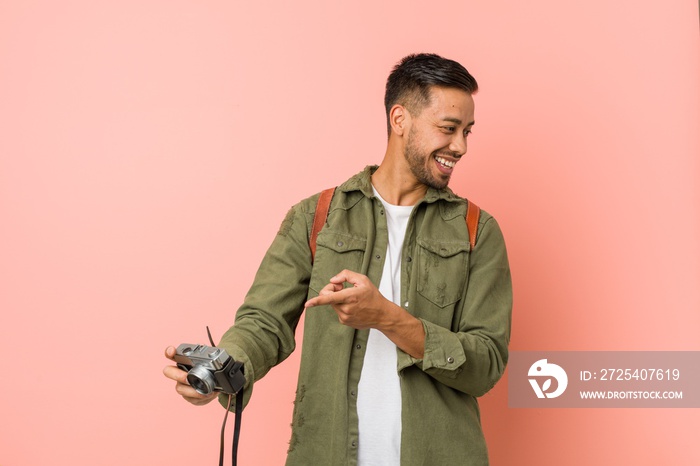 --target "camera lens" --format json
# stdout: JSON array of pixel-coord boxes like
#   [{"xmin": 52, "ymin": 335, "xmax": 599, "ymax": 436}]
[{"xmin": 187, "ymin": 365, "xmax": 217, "ymax": 395}]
